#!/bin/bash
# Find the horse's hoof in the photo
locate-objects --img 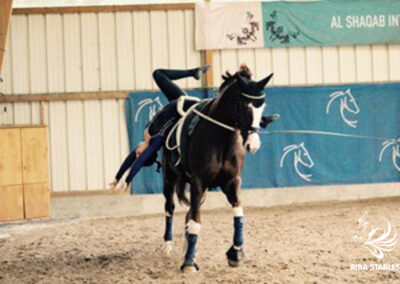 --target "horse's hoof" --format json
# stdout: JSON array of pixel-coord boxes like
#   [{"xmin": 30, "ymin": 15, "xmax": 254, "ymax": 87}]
[
  {"xmin": 180, "ymin": 260, "xmax": 199, "ymax": 273},
  {"xmin": 226, "ymin": 245, "xmax": 245, "ymax": 267},
  {"xmin": 228, "ymin": 259, "xmax": 241, "ymax": 267},
  {"xmin": 162, "ymin": 241, "xmax": 173, "ymax": 256},
  {"xmin": 181, "ymin": 265, "xmax": 198, "ymax": 273}
]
